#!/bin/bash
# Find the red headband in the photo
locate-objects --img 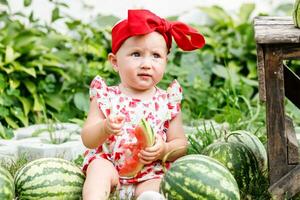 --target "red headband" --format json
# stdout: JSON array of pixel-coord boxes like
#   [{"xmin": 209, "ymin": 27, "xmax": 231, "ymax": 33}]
[{"xmin": 111, "ymin": 9, "xmax": 205, "ymax": 54}]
